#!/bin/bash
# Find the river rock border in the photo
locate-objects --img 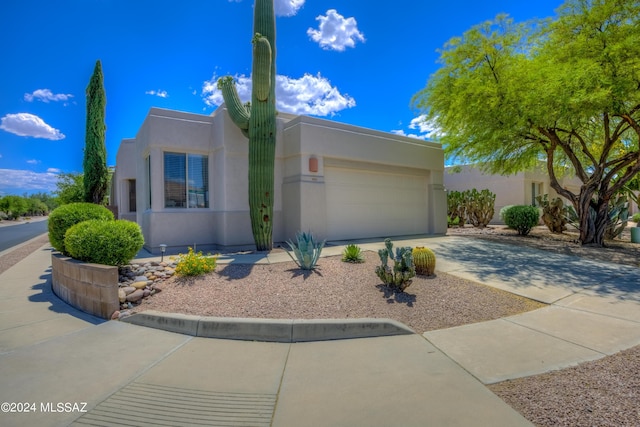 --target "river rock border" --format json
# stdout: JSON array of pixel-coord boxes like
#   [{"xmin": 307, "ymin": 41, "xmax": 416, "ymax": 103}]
[{"xmin": 114, "ymin": 260, "xmax": 177, "ymax": 319}]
